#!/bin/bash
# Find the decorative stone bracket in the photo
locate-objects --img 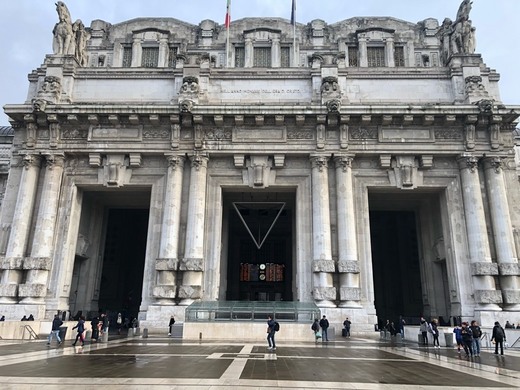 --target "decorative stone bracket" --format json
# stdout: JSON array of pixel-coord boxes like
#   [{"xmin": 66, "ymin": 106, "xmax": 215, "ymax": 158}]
[
  {"xmin": 32, "ymin": 76, "xmax": 62, "ymax": 112},
  {"xmin": 382, "ymin": 155, "xmax": 433, "ymax": 189},
  {"xmin": 89, "ymin": 153, "xmax": 138, "ymax": 188}
]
